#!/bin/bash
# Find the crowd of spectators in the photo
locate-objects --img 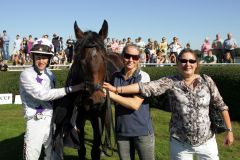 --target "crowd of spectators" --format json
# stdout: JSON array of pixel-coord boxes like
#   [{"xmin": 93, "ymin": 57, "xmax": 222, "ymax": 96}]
[
  {"xmin": 0, "ymin": 31, "xmax": 74, "ymax": 68},
  {"xmin": 105, "ymin": 32, "xmax": 239, "ymax": 65},
  {"xmin": 0, "ymin": 31, "xmax": 239, "ymax": 70}
]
